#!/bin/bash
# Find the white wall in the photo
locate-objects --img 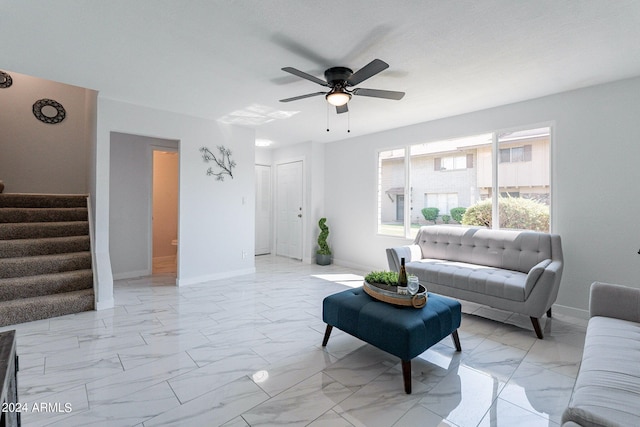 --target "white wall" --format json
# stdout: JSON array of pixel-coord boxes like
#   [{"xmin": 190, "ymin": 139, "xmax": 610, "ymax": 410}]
[
  {"xmin": 0, "ymin": 70, "xmax": 96, "ymax": 194},
  {"xmin": 95, "ymin": 98, "xmax": 255, "ymax": 308},
  {"xmin": 255, "ymin": 146, "xmax": 272, "ymax": 166},
  {"xmin": 271, "ymin": 141, "xmax": 325, "ymax": 263},
  {"xmin": 324, "ymin": 76, "xmax": 640, "ymax": 316}
]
